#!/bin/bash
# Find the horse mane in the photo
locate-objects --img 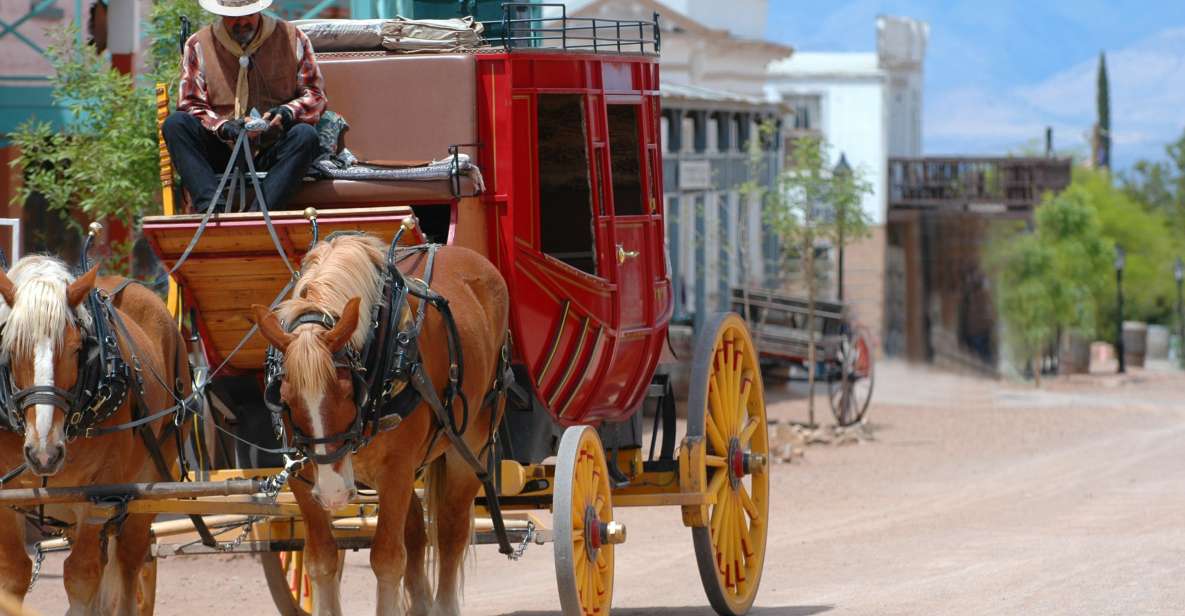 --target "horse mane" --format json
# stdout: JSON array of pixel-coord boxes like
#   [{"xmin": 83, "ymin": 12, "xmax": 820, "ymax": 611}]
[
  {"xmin": 277, "ymin": 234, "xmax": 386, "ymax": 397},
  {"xmin": 0, "ymin": 255, "xmax": 92, "ymax": 357}
]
